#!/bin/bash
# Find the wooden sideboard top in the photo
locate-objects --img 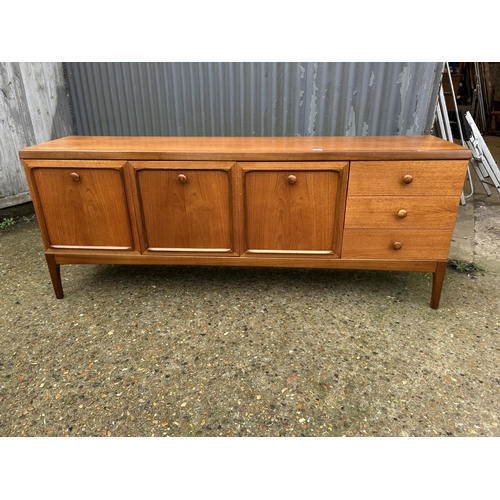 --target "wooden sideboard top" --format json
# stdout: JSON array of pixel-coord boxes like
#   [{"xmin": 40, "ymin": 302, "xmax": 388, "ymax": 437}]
[{"xmin": 19, "ymin": 135, "xmax": 472, "ymax": 161}]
